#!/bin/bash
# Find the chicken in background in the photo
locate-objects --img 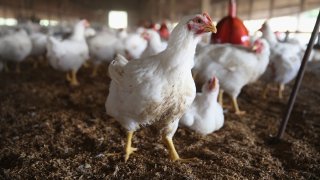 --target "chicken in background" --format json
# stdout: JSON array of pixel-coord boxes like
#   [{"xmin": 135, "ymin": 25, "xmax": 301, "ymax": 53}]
[
  {"xmin": 180, "ymin": 76, "xmax": 224, "ymax": 135},
  {"xmin": 260, "ymin": 21, "xmax": 304, "ymax": 99},
  {"xmin": 0, "ymin": 28, "xmax": 32, "ymax": 73},
  {"xmin": 29, "ymin": 31, "xmax": 47, "ymax": 67},
  {"xmin": 193, "ymin": 39, "xmax": 270, "ymax": 115},
  {"xmin": 106, "ymin": 13, "xmax": 217, "ymax": 162},
  {"xmin": 87, "ymin": 28, "xmax": 126, "ymax": 76},
  {"xmin": 140, "ymin": 29, "xmax": 167, "ymax": 58},
  {"xmin": 124, "ymin": 32, "xmax": 147, "ymax": 60},
  {"xmin": 306, "ymin": 35, "xmax": 320, "ymax": 73},
  {"xmin": 47, "ymin": 19, "xmax": 90, "ymax": 86}
]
